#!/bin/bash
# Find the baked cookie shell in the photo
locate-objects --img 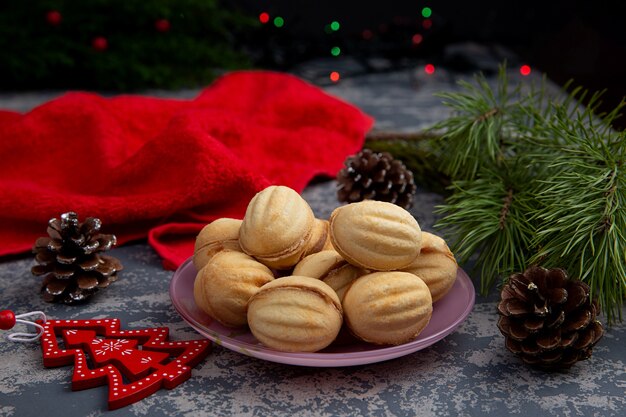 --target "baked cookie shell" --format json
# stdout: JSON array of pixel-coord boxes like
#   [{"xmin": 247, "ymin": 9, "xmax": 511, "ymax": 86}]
[
  {"xmin": 293, "ymin": 250, "xmax": 345, "ymax": 279},
  {"xmin": 247, "ymin": 276, "xmax": 342, "ymax": 352},
  {"xmin": 294, "ymin": 250, "xmax": 364, "ymax": 301},
  {"xmin": 343, "ymin": 271, "xmax": 432, "ymax": 345},
  {"xmin": 193, "ymin": 251, "xmax": 274, "ymax": 328},
  {"xmin": 239, "ymin": 186, "xmax": 315, "ymax": 259},
  {"xmin": 323, "ymin": 264, "xmax": 364, "ymax": 302},
  {"xmin": 194, "ymin": 218, "xmax": 242, "ymax": 251},
  {"xmin": 193, "ymin": 218, "xmax": 242, "ymax": 271},
  {"xmin": 330, "ymin": 201, "xmax": 422, "ymax": 271},
  {"xmin": 402, "ymin": 232, "xmax": 458, "ymax": 303},
  {"xmin": 302, "ymin": 218, "xmax": 330, "ymax": 257}
]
